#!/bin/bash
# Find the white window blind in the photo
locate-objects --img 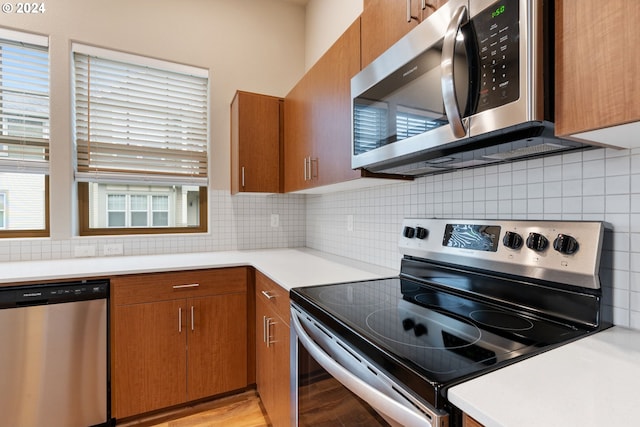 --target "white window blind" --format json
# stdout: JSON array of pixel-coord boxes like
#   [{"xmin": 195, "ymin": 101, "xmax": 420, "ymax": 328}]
[
  {"xmin": 73, "ymin": 45, "xmax": 209, "ymax": 185},
  {"xmin": 0, "ymin": 30, "xmax": 49, "ymax": 174},
  {"xmin": 353, "ymin": 103, "xmax": 387, "ymax": 155}
]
